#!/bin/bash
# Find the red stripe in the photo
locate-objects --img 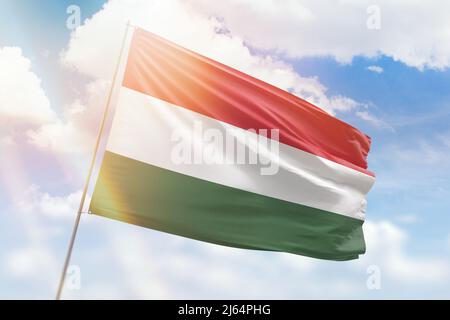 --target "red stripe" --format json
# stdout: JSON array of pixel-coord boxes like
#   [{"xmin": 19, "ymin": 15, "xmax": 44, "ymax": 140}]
[{"xmin": 123, "ymin": 28, "xmax": 374, "ymax": 176}]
